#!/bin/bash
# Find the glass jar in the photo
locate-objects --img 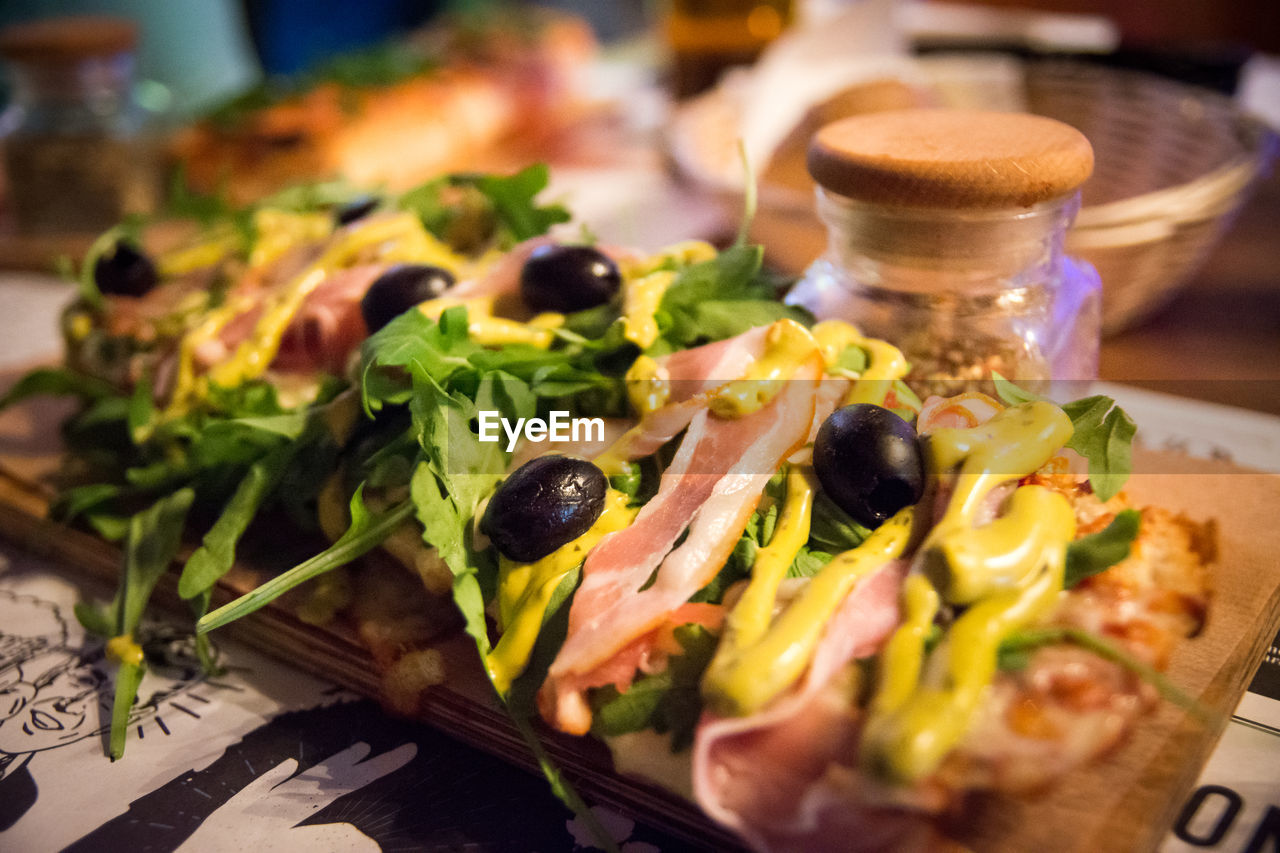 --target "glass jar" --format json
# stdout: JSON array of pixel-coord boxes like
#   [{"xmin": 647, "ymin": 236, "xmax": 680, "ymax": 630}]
[
  {"xmin": 0, "ymin": 16, "xmax": 160, "ymax": 234},
  {"xmin": 787, "ymin": 109, "xmax": 1101, "ymax": 396}
]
